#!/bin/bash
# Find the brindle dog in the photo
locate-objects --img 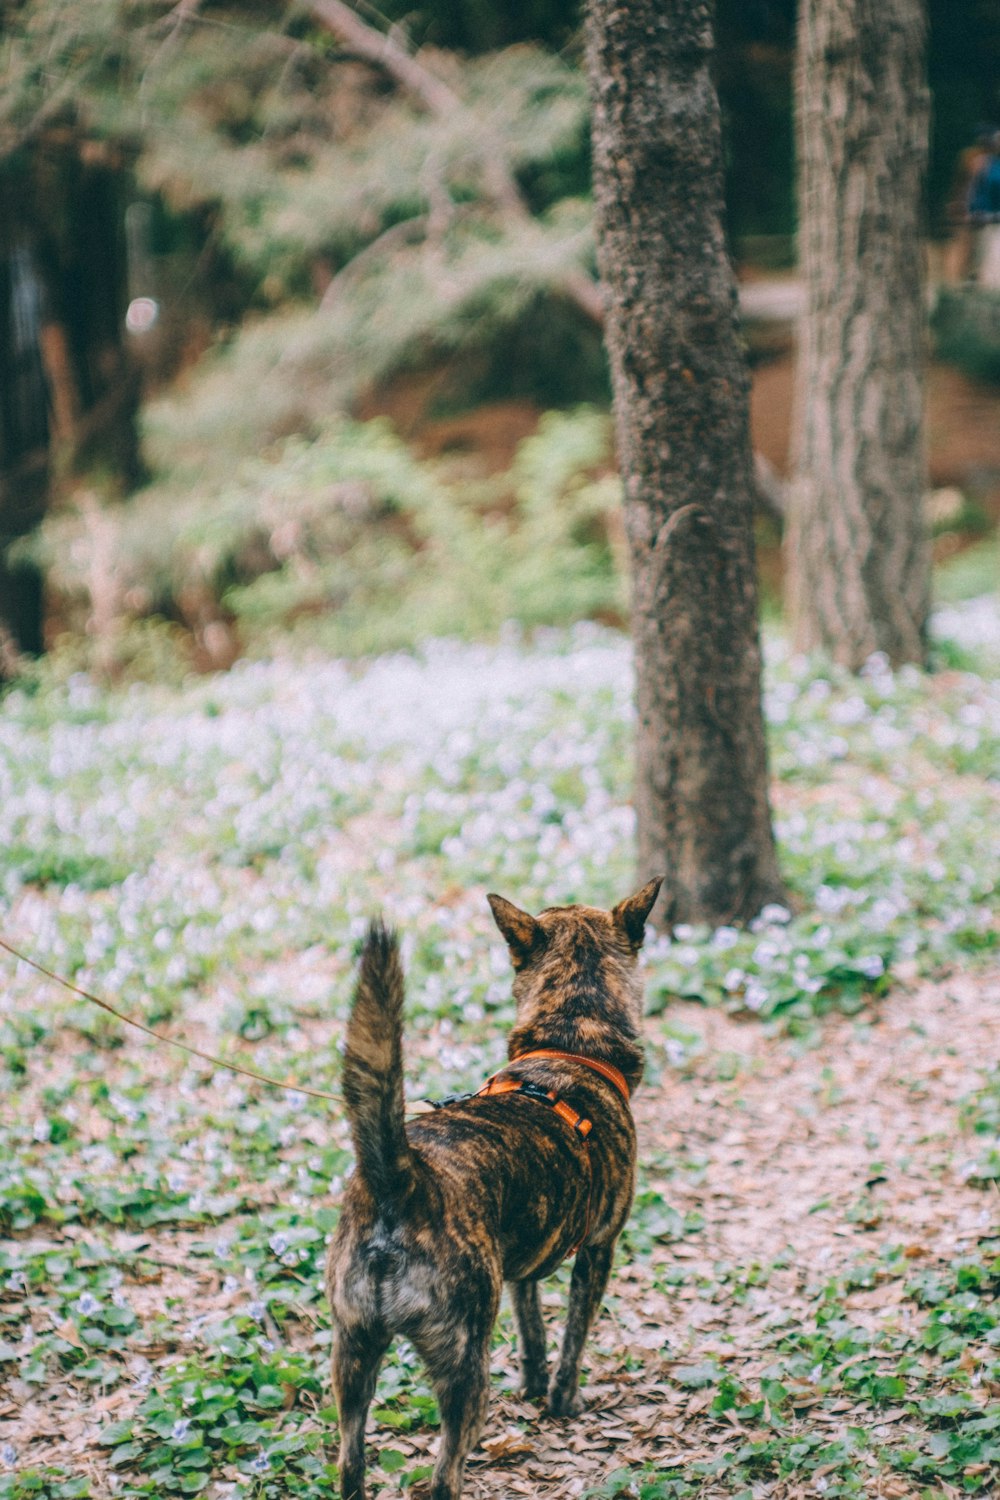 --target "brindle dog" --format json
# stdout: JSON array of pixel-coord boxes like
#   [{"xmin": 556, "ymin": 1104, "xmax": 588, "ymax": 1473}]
[{"xmin": 326, "ymin": 878, "xmax": 662, "ymax": 1500}]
